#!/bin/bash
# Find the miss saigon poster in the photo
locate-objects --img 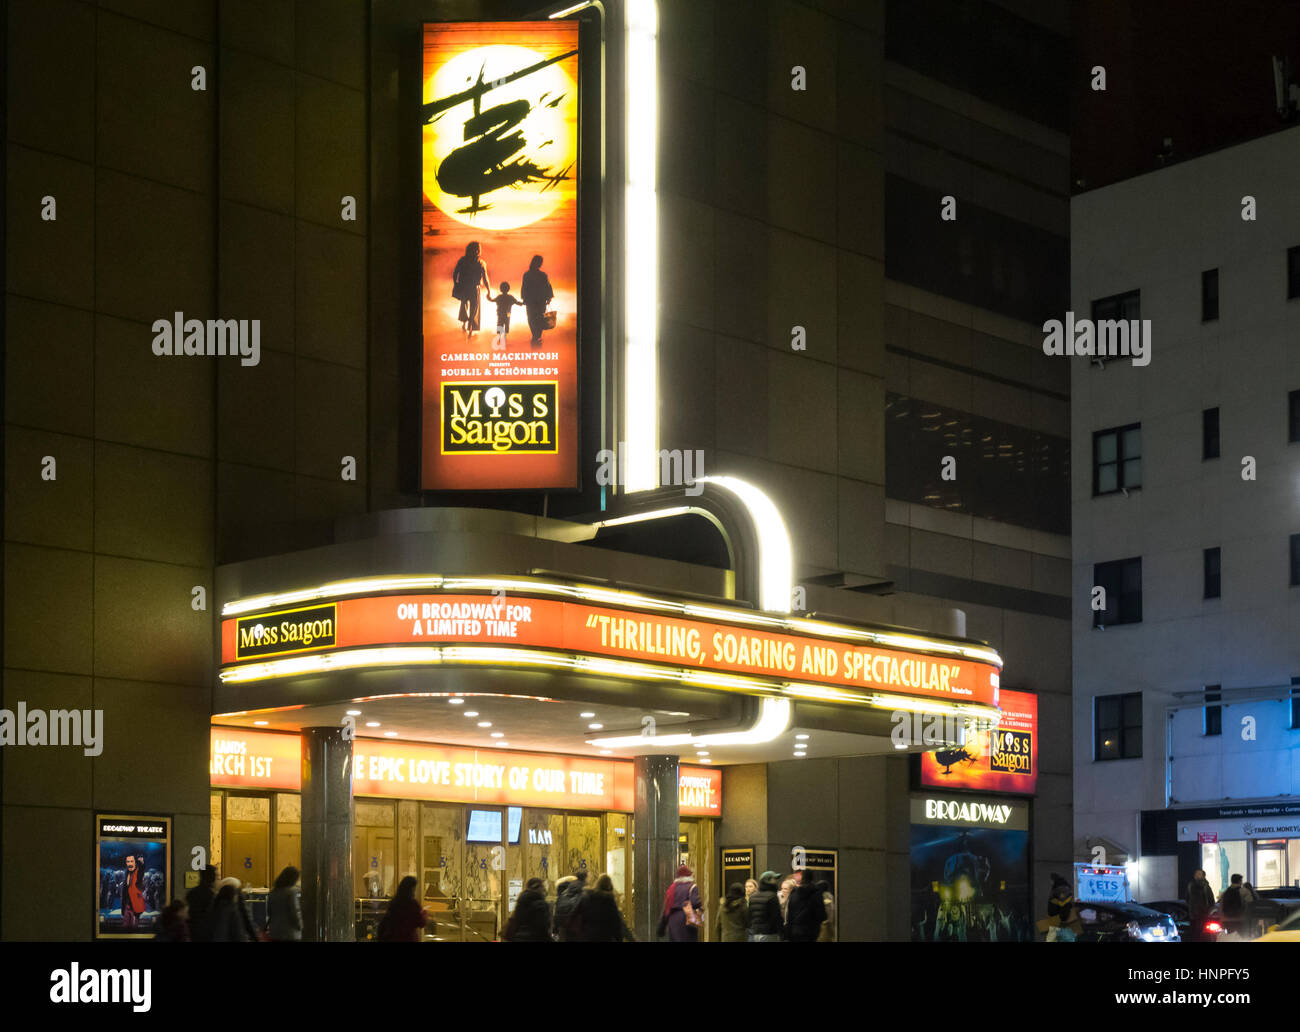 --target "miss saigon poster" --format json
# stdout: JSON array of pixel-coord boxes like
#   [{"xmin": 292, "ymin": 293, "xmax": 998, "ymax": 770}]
[{"xmin": 421, "ymin": 22, "xmax": 580, "ymax": 491}]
